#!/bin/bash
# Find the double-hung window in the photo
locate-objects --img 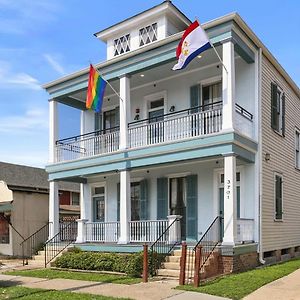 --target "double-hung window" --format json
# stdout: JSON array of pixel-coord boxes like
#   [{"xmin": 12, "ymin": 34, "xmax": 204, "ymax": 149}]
[
  {"xmin": 296, "ymin": 129, "xmax": 300, "ymax": 169},
  {"xmin": 271, "ymin": 83, "xmax": 285, "ymax": 135},
  {"xmin": 274, "ymin": 174, "xmax": 283, "ymax": 220}
]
